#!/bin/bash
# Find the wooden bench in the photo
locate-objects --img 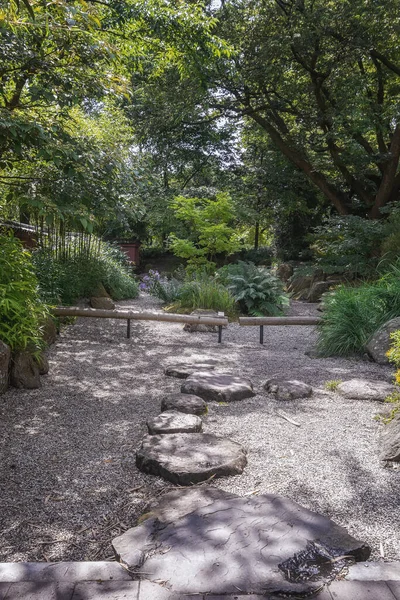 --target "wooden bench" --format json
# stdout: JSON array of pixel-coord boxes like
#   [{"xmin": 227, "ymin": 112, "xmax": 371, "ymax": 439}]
[
  {"xmin": 238, "ymin": 316, "xmax": 321, "ymax": 344},
  {"xmin": 53, "ymin": 307, "xmax": 229, "ymax": 342}
]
